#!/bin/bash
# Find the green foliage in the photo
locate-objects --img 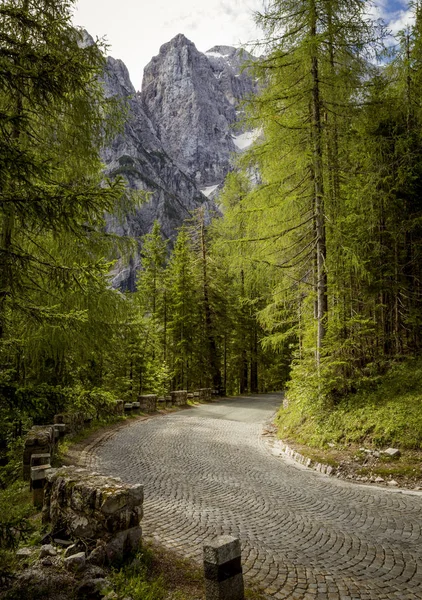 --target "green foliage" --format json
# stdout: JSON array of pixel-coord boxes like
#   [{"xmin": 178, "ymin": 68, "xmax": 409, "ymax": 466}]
[
  {"xmin": 66, "ymin": 387, "xmax": 118, "ymax": 419},
  {"xmin": 109, "ymin": 548, "xmax": 167, "ymax": 600},
  {"xmin": 165, "ymin": 227, "xmax": 201, "ymax": 389},
  {"xmin": 0, "ymin": 482, "xmax": 35, "ymax": 550},
  {"xmin": 0, "ymin": 0, "xmax": 147, "ymax": 465},
  {"xmin": 2, "ymin": 0, "xmax": 422, "ymax": 454},
  {"xmin": 278, "ymin": 357, "xmax": 422, "ymax": 449},
  {"xmin": 0, "ymin": 438, "xmax": 26, "ymax": 488}
]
